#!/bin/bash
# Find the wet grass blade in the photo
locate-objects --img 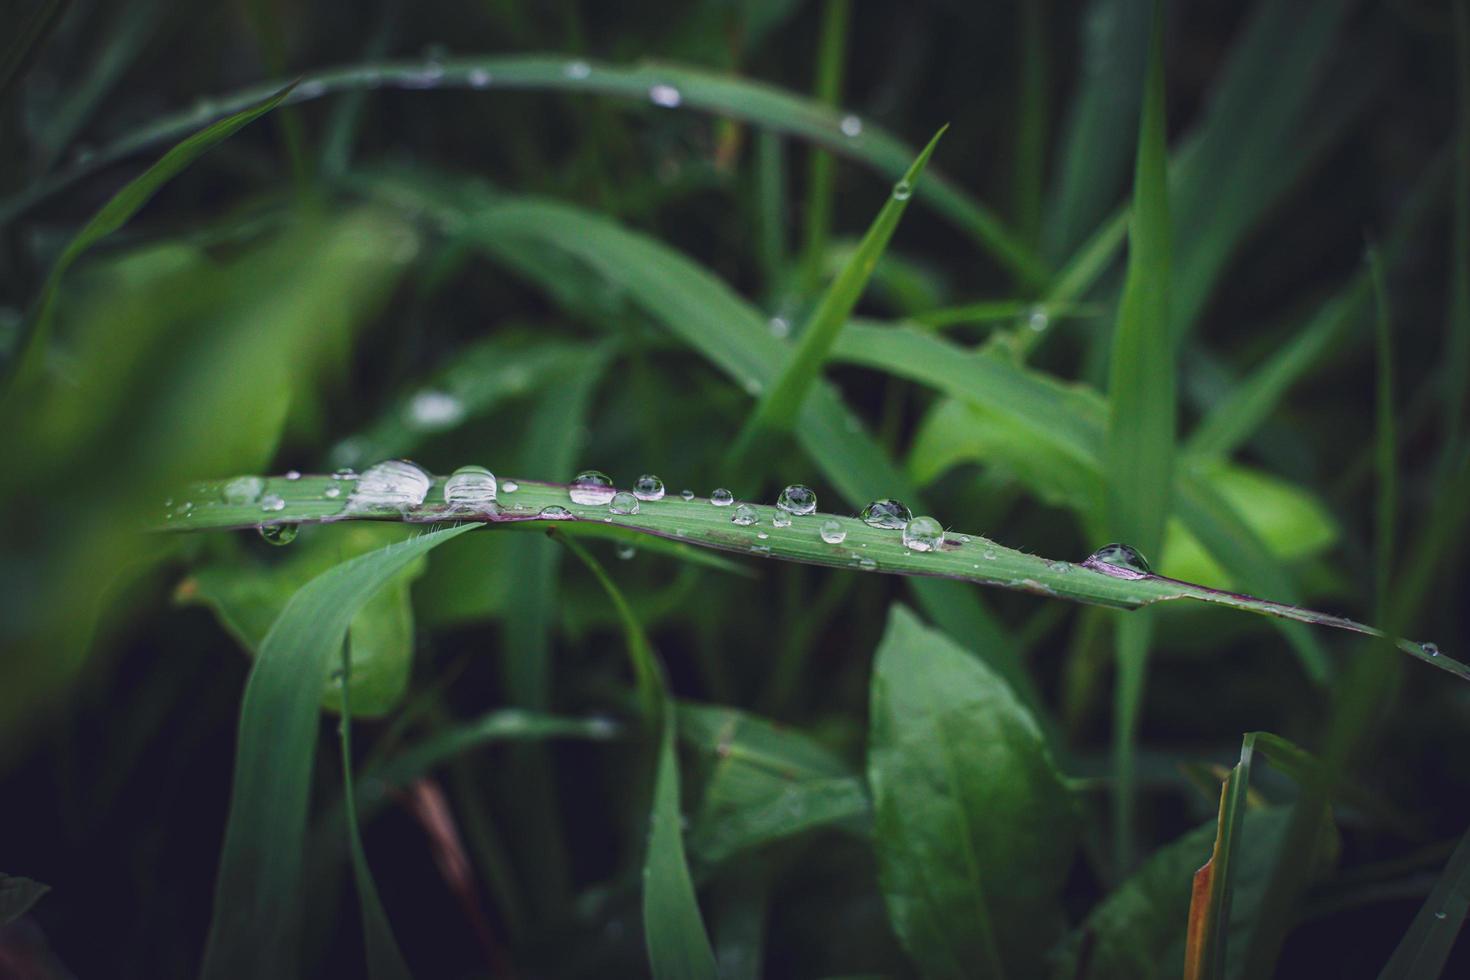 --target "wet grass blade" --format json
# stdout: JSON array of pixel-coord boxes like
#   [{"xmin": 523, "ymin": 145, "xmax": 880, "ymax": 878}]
[
  {"xmin": 1184, "ymin": 733, "xmax": 1257, "ymax": 980},
  {"xmin": 1014, "ymin": 0, "xmax": 1048, "ymax": 246},
  {"xmin": 200, "ymin": 523, "xmax": 478, "ymax": 980},
  {"xmin": 798, "ymin": 0, "xmax": 851, "ymax": 289},
  {"xmin": 1443, "ymin": 1, "xmax": 1470, "ymax": 476},
  {"xmin": 727, "ymin": 126, "xmax": 946, "ymax": 467},
  {"xmin": 337, "ymin": 641, "xmax": 414, "ymax": 980},
  {"xmin": 1378, "ymin": 824, "xmax": 1470, "ymax": 979},
  {"xmin": 3, "ymin": 82, "xmax": 294, "ymax": 395},
  {"xmin": 1368, "ymin": 244, "xmax": 1397, "ymax": 614}
]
